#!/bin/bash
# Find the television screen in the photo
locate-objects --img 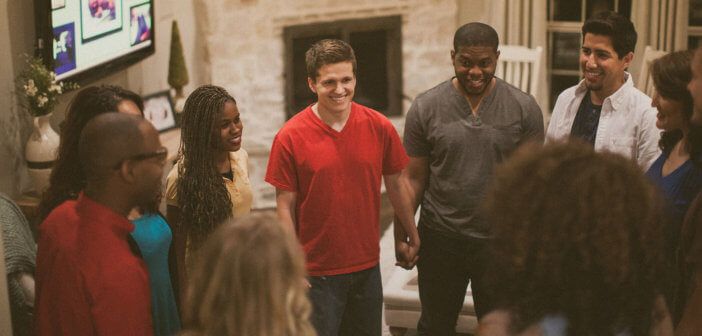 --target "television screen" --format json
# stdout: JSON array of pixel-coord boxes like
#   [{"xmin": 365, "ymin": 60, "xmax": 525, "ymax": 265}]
[{"xmin": 37, "ymin": 0, "xmax": 155, "ymax": 83}]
